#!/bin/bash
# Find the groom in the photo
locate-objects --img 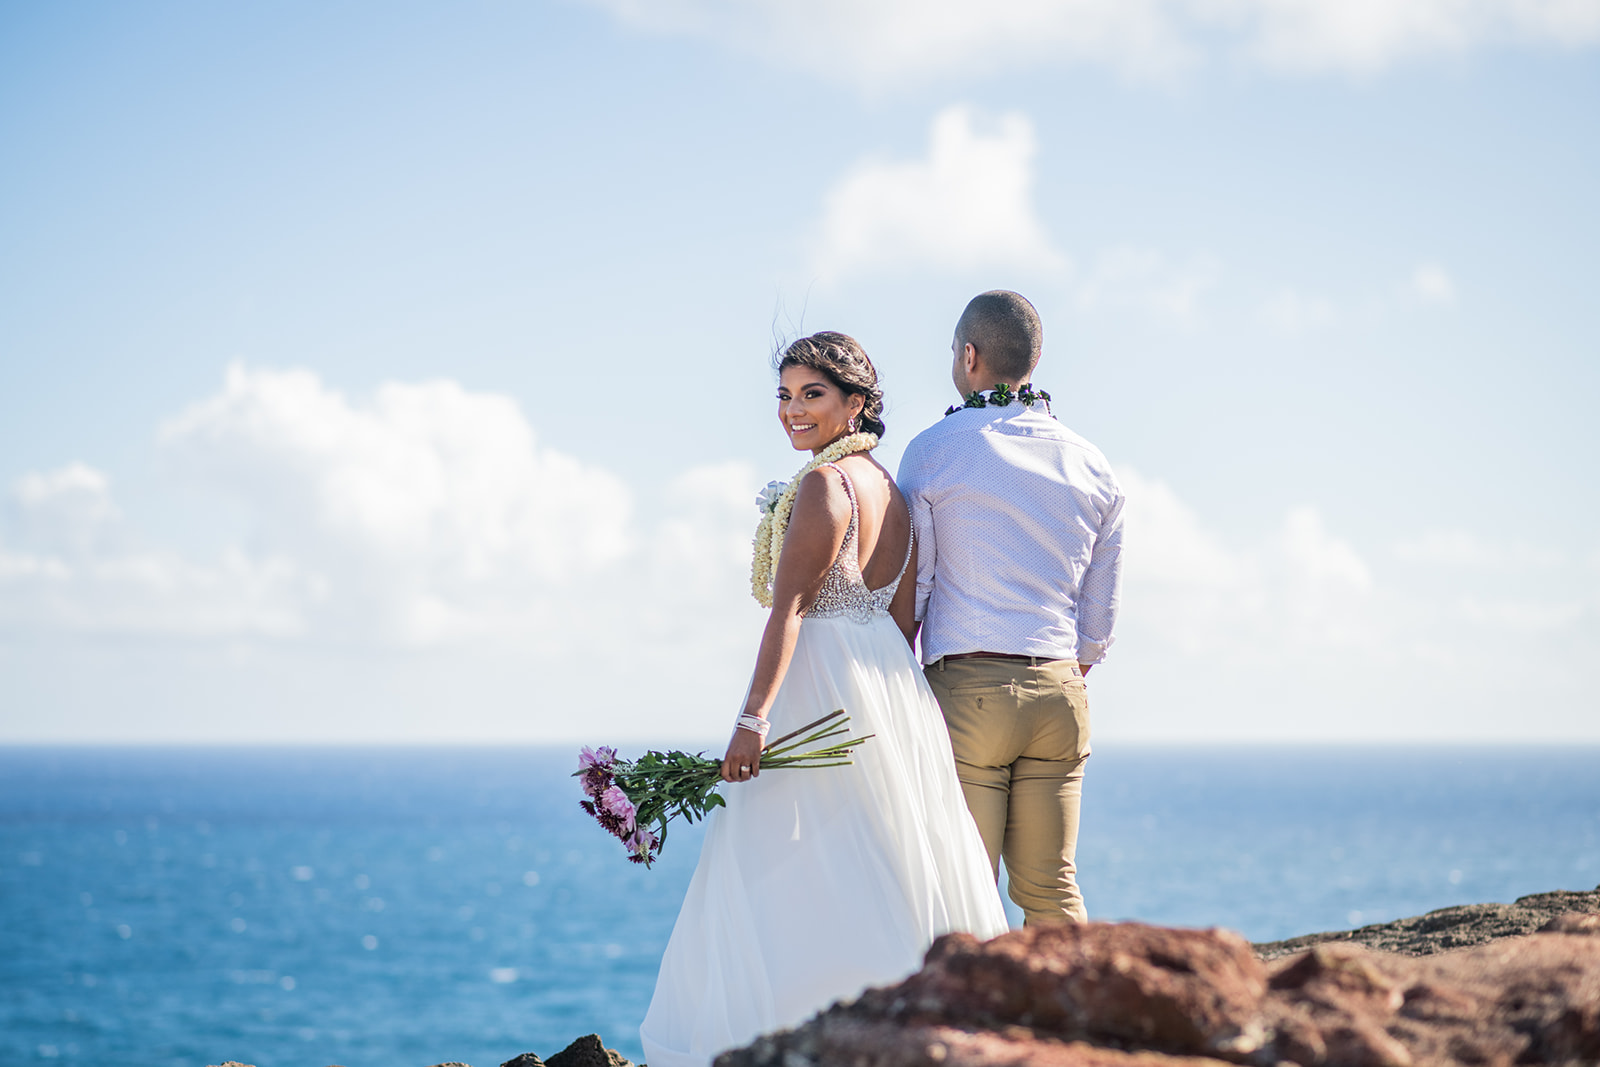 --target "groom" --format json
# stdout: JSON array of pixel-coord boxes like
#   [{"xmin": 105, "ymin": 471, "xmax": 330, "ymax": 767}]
[{"xmin": 898, "ymin": 290, "xmax": 1124, "ymax": 926}]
